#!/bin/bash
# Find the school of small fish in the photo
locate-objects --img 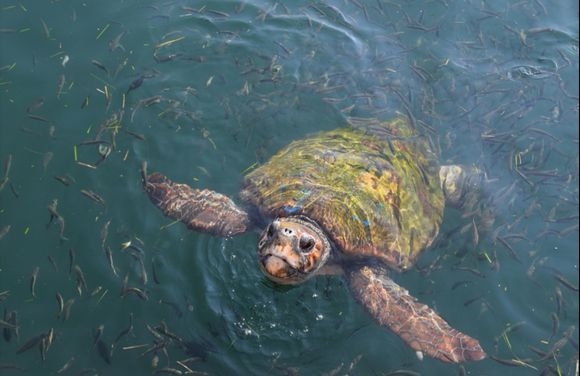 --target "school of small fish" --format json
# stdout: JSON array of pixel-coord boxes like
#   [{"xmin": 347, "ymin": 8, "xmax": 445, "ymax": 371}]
[{"xmin": 0, "ymin": 1, "xmax": 578, "ymax": 375}]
